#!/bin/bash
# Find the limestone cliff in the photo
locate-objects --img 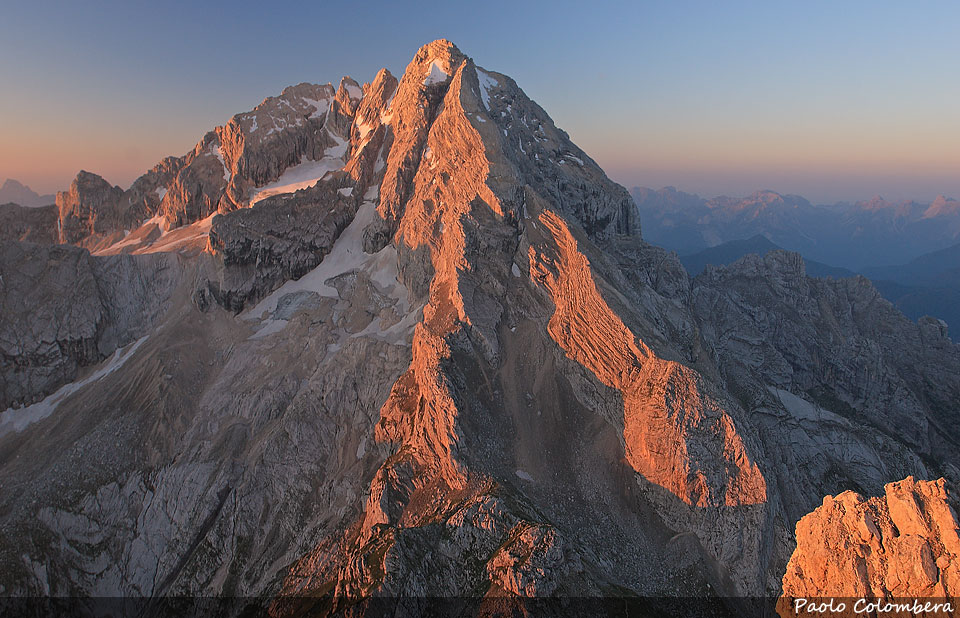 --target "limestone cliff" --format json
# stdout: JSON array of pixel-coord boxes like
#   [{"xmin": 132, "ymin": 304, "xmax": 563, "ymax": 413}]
[{"xmin": 56, "ymin": 171, "xmax": 124, "ymax": 244}]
